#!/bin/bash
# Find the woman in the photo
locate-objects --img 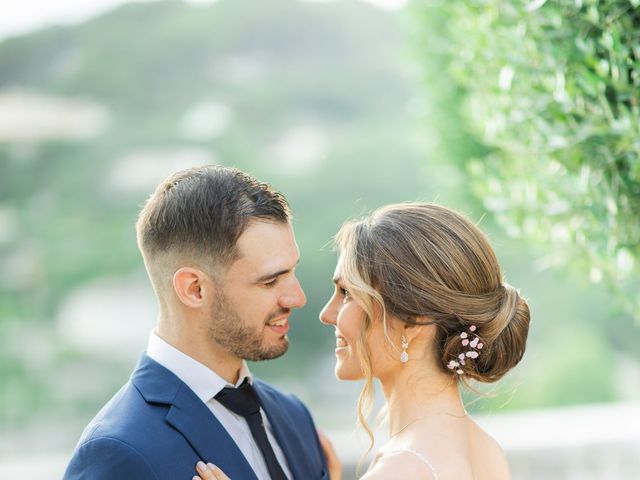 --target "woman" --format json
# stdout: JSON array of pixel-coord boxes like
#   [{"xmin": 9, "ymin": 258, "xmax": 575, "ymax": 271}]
[{"xmin": 195, "ymin": 203, "xmax": 530, "ymax": 479}]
